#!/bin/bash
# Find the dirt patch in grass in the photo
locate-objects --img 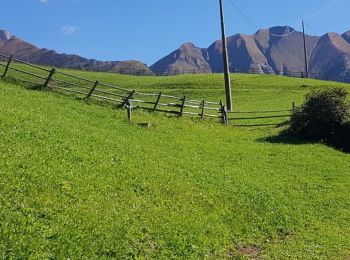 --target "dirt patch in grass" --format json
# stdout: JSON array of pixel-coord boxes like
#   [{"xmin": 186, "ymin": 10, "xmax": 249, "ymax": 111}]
[{"xmin": 238, "ymin": 246, "xmax": 262, "ymax": 259}]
